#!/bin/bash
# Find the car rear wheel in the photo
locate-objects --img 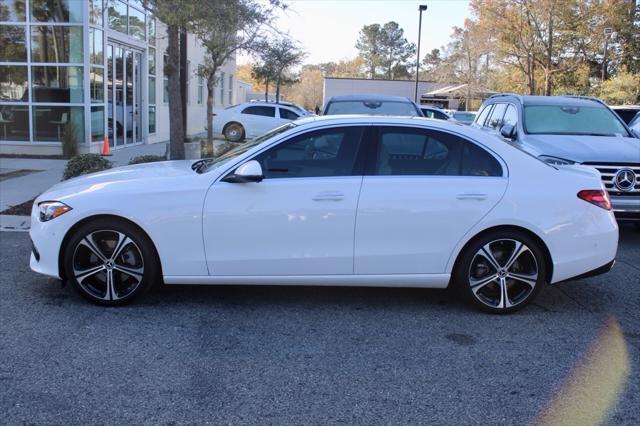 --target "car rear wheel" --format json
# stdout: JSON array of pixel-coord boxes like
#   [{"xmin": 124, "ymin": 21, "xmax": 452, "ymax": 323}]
[
  {"xmin": 454, "ymin": 230, "xmax": 547, "ymax": 314},
  {"xmin": 224, "ymin": 123, "xmax": 245, "ymax": 142},
  {"xmin": 63, "ymin": 218, "xmax": 159, "ymax": 306}
]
